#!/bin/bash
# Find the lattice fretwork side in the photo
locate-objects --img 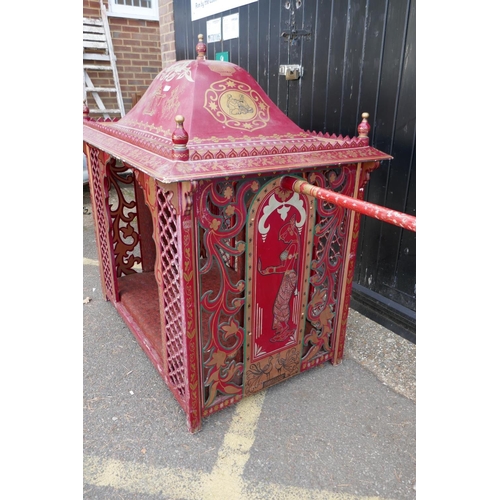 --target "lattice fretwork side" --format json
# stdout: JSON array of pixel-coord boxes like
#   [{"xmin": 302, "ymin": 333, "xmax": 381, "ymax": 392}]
[
  {"xmin": 88, "ymin": 147, "xmax": 117, "ymax": 301},
  {"xmin": 156, "ymin": 186, "xmax": 186, "ymax": 398}
]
